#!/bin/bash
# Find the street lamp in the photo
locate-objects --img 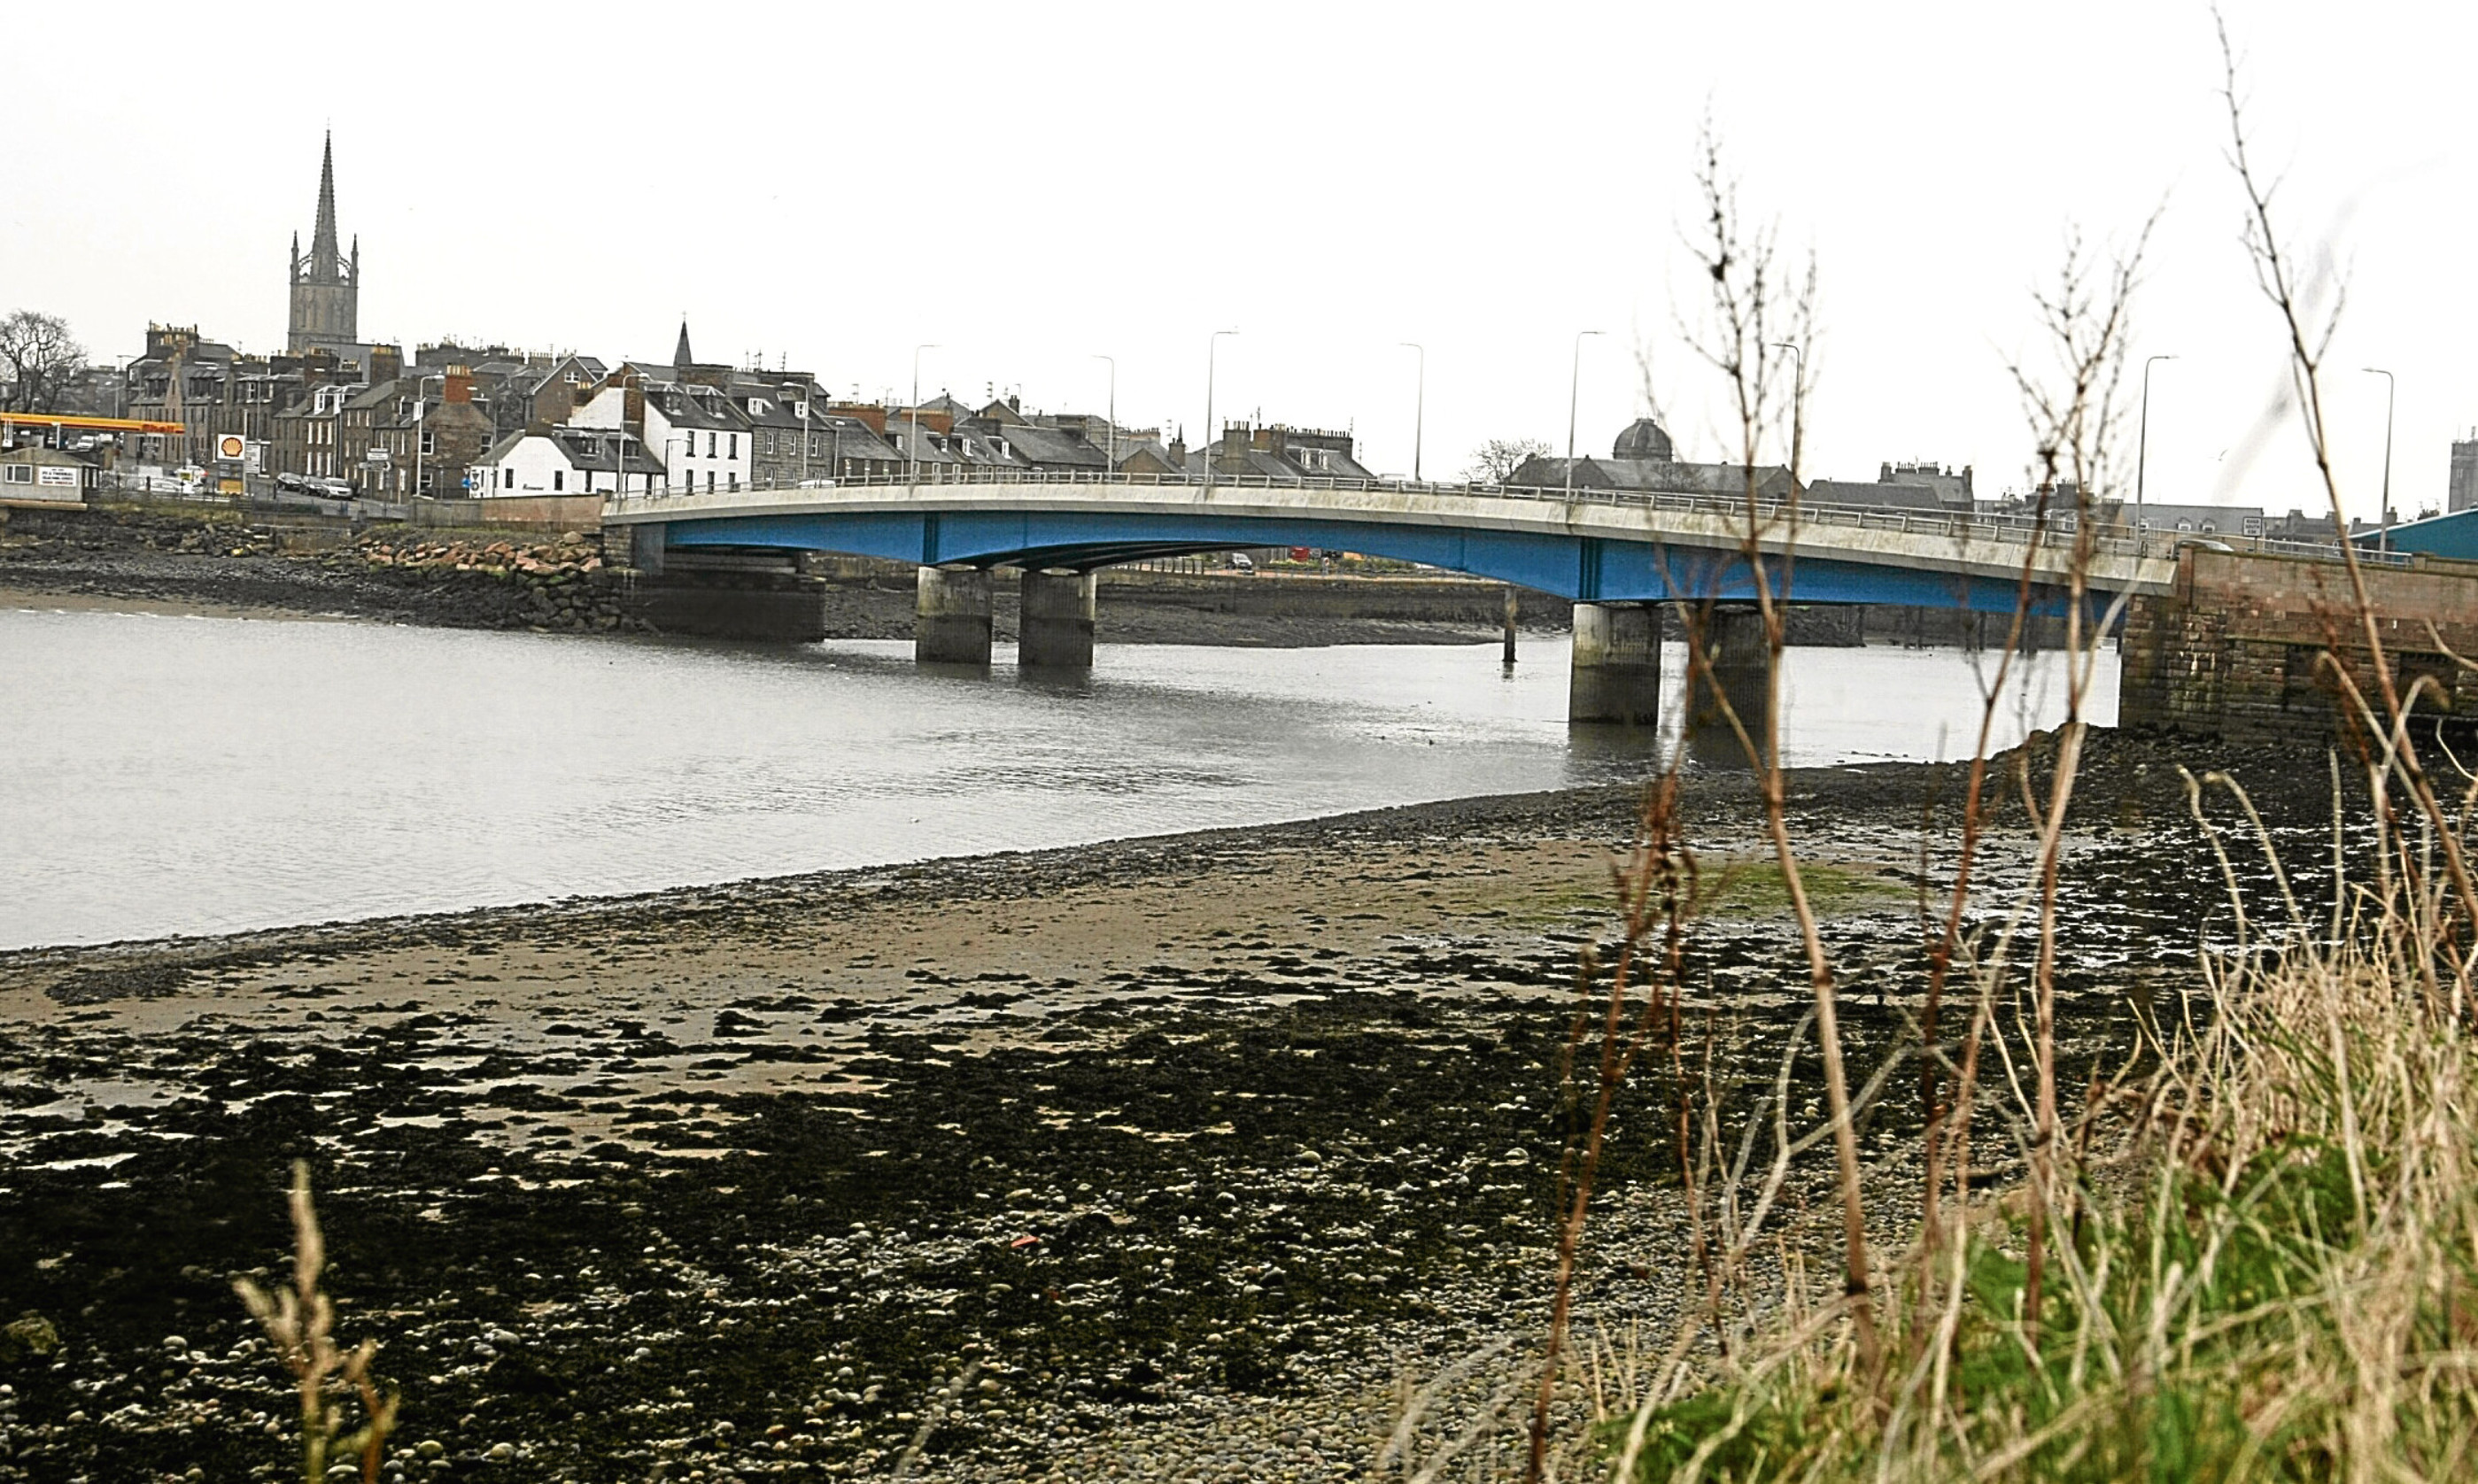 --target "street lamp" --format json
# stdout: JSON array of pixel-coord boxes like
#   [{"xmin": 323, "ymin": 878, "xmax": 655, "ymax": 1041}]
[
  {"xmin": 1398, "ymin": 342, "xmax": 1425, "ymax": 483},
  {"xmin": 2365, "ymin": 367, "xmax": 2396, "ymax": 553},
  {"xmin": 909, "ymin": 343, "xmax": 939, "ymax": 485},
  {"xmin": 1203, "ymin": 329, "xmax": 1238, "ymax": 490},
  {"xmin": 1091, "ymin": 354, "xmax": 1116, "ymax": 475},
  {"xmin": 1565, "ymin": 329, "xmax": 1604, "ymax": 499},
  {"xmin": 1770, "ymin": 341, "xmax": 1802, "ymax": 481},
  {"xmin": 2135, "ymin": 353, "xmax": 2178, "ymax": 553}
]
